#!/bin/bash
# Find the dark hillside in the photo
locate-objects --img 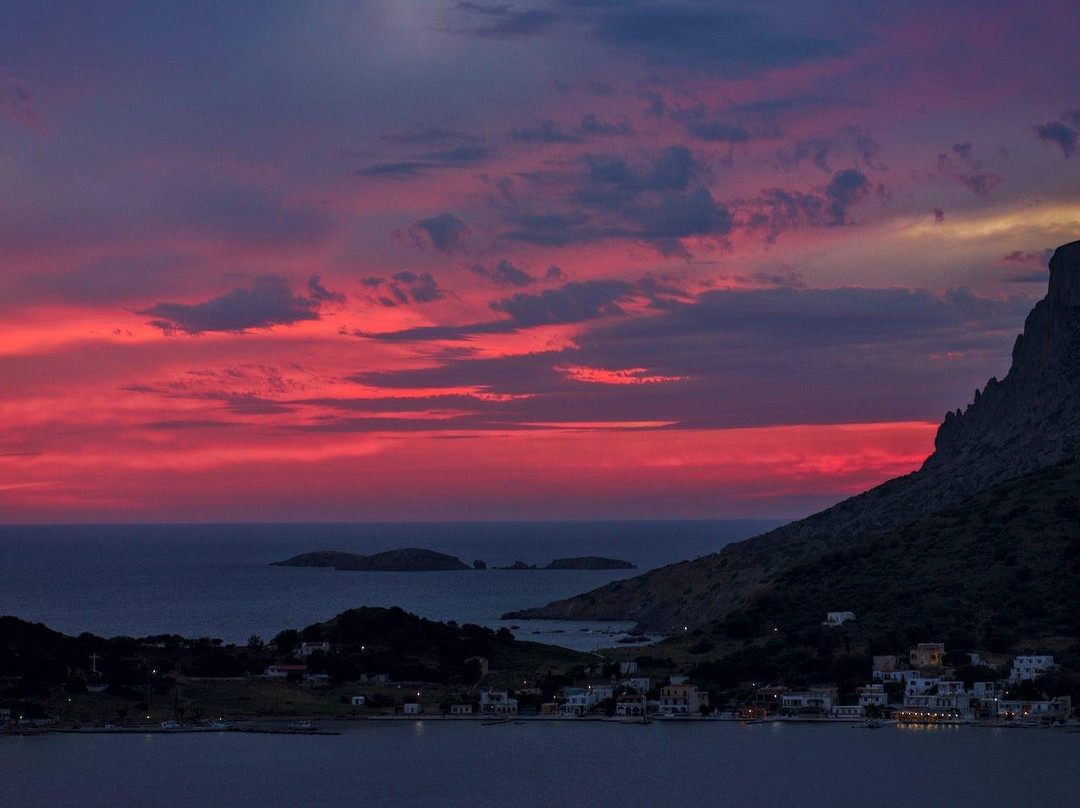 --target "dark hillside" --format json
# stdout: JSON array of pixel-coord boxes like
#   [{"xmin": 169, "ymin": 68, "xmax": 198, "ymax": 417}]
[{"xmin": 508, "ymin": 240, "xmax": 1080, "ymax": 632}]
